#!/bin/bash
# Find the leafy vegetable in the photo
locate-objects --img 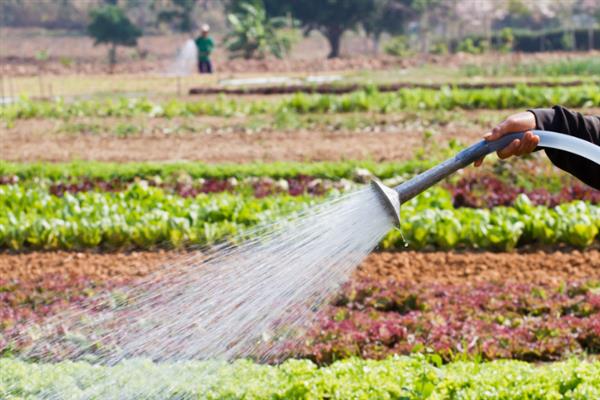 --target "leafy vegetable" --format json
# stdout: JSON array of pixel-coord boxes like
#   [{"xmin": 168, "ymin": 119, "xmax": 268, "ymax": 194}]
[
  {"xmin": 0, "ymin": 185, "xmax": 598, "ymax": 251},
  {"xmin": 295, "ymin": 279, "xmax": 600, "ymax": 364},
  {"xmin": 1, "ymin": 356, "xmax": 599, "ymax": 399},
  {"xmin": 2, "ymin": 85, "xmax": 599, "ymax": 122}
]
